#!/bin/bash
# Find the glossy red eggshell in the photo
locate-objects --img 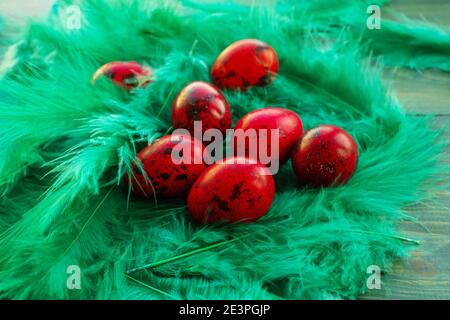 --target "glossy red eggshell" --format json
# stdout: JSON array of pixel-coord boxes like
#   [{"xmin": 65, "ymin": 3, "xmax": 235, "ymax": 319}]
[
  {"xmin": 291, "ymin": 125, "xmax": 358, "ymax": 187},
  {"xmin": 129, "ymin": 134, "xmax": 207, "ymax": 198},
  {"xmin": 172, "ymin": 81, "xmax": 232, "ymax": 135},
  {"xmin": 211, "ymin": 39, "xmax": 279, "ymax": 91},
  {"xmin": 187, "ymin": 157, "xmax": 275, "ymax": 224},
  {"xmin": 93, "ymin": 61, "xmax": 152, "ymax": 90},
  {"xmin": 233, "ymin": 107, "xmax": 303, "ymax": 166}
]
